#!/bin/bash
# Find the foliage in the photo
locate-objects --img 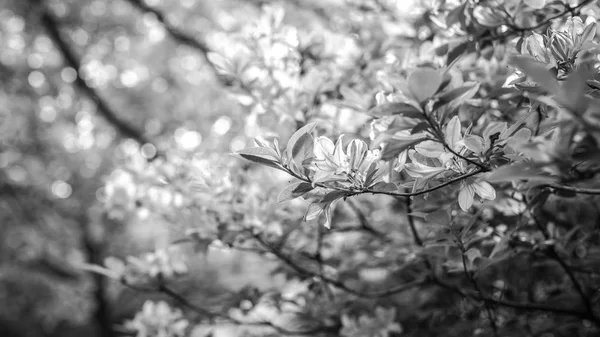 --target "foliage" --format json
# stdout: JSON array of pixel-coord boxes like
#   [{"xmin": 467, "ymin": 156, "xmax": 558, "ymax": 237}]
[{"xmin": 3, "ymin": 0, "xmax": 600, "ymax": 337}]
